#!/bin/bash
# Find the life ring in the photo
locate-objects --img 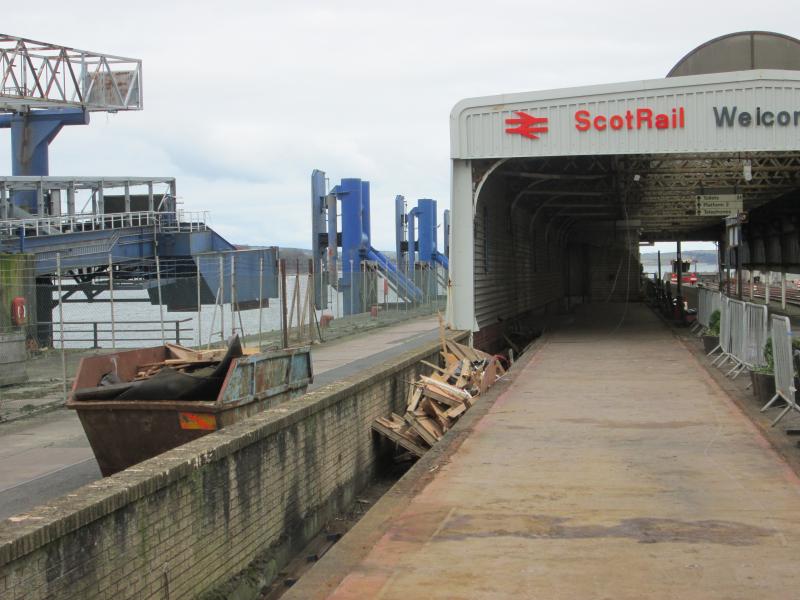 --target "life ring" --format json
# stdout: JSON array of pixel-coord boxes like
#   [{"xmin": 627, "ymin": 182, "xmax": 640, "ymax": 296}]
[{"xmin": 11, "ymin": 296, "xmax": 27, "ymax": 326}]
